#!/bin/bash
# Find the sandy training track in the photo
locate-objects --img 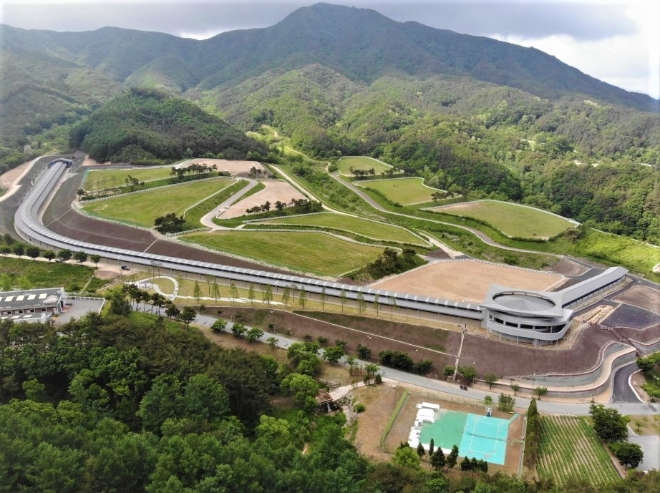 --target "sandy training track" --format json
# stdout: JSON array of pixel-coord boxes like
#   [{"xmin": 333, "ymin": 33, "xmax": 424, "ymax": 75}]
[
  {"xmin": 219, "ymin": 180, "xmax": 305, "ymax": 219},
  {"xmin": 370, "ymin": 260, "xmax": 563, "ymax": 303},
  {"xmin": 0, "ymin": 158, "xmax": 39, "ymax": 202},
  {"xmin": 614, "ymin": 285, "xmax": 660, "ymax": 314}
]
